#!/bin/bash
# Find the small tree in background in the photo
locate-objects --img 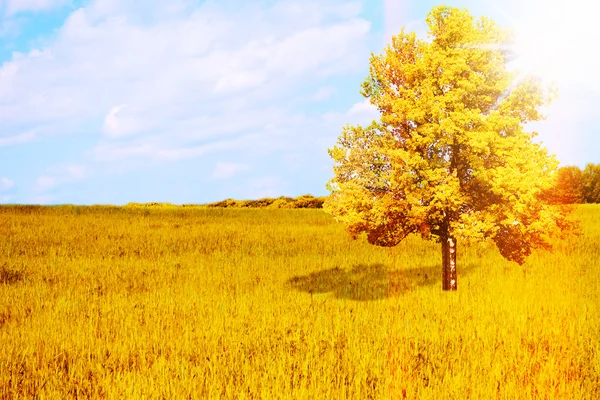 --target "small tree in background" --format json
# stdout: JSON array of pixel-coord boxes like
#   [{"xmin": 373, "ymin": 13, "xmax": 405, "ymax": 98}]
[
  {"xmin": 541, "ymin": 166, "xmax": 584, "ymax": 204},
  {"xmin": 325, "ymin": 6, "xmax": 578, "ymax": 291},
  {"xmin": 583, "ymin": 163, "xmax": 600, "ymax": 203}
]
